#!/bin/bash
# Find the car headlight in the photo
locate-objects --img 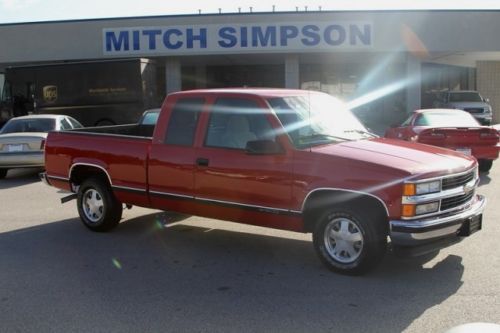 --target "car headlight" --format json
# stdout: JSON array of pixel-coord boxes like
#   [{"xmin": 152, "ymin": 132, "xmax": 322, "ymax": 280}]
[
  {"xmin": 415, "ymin": 202, "xmax": 440, "ymax": 215},
  {"xmin": 403, "ymin": 180, "xmax": 441, "ymax": 196},
  {"xmin": 401, "ymin": 201, "xmax": 440, "ymax": 217}
]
